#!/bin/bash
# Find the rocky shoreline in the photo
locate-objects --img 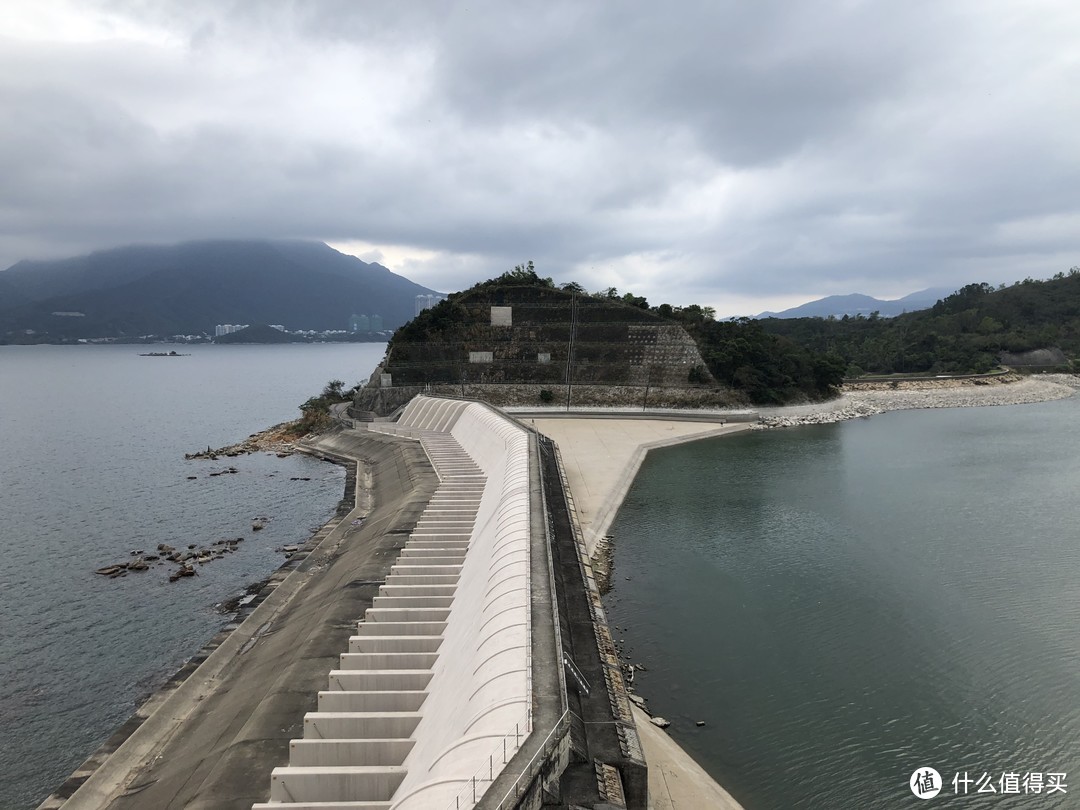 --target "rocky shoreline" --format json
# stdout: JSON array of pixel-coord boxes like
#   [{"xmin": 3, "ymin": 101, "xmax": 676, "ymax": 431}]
[
  {"xmin": 184, "ymin": 420, "xmax": 304, "ymax": 459},
  {"xmin": 755, "ymin": 373, "xmax": 1080, "ymax": 429}
]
